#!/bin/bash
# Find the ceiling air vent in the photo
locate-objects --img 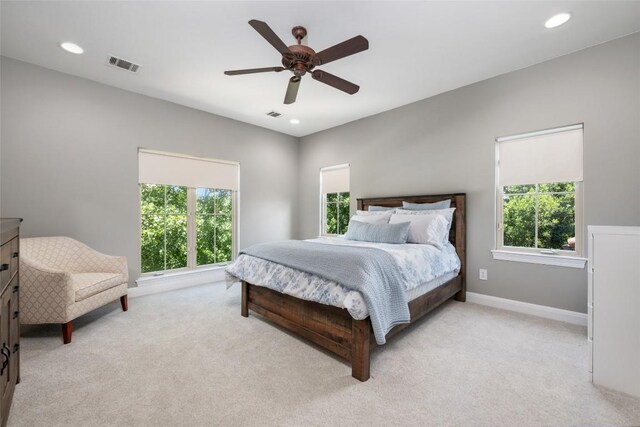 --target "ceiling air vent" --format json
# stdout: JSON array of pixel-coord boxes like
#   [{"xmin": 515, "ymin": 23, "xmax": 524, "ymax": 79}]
[
  {"xmin": 107, "ymin": 55, "xmax": 140, "ymax": 73},
  {"xmin": 266, "ymin": 111, "xmax": 282, "ymax": 118}
]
